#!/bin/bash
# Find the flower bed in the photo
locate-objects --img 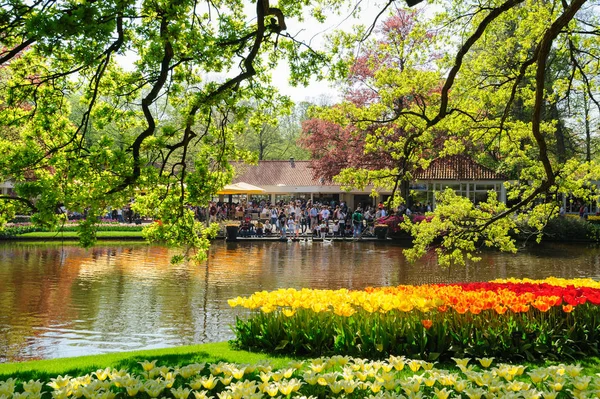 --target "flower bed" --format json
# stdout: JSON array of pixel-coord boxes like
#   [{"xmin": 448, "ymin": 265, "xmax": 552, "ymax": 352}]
[
  {"xmin": 2, "ymin": 356, "xmax": 599, "ymax": 399},
  {"xmin": 229, "ymin": 278, "xmax": 600, "ymax": 361}
]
